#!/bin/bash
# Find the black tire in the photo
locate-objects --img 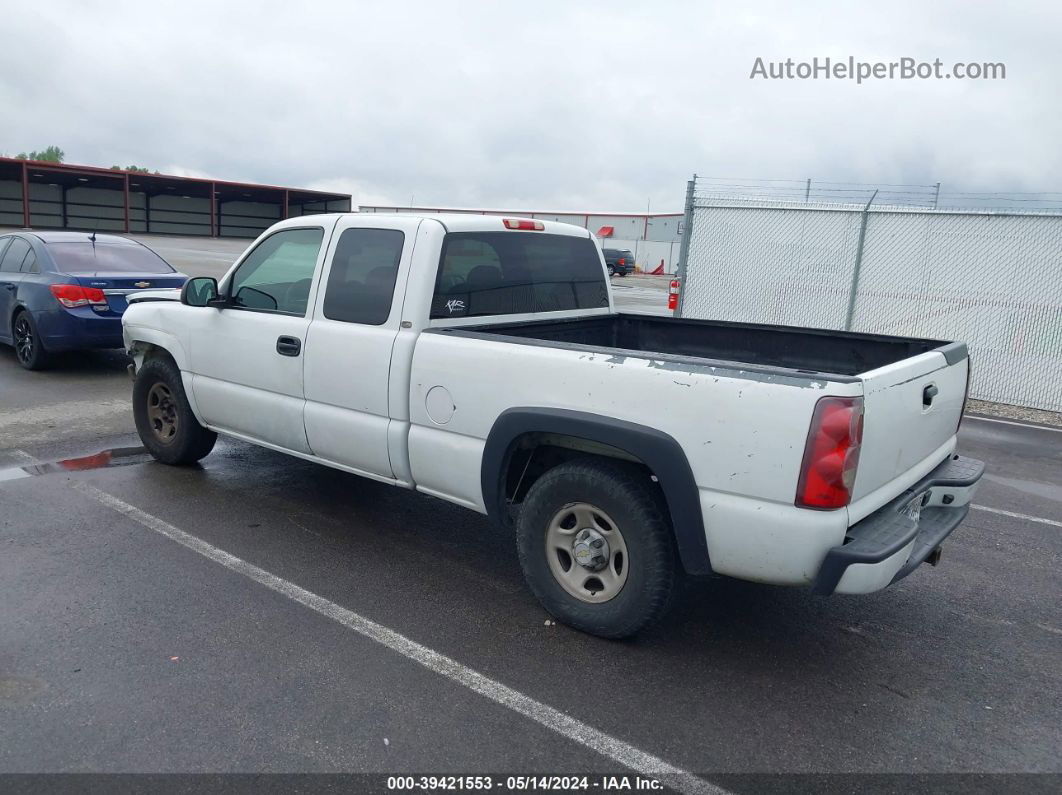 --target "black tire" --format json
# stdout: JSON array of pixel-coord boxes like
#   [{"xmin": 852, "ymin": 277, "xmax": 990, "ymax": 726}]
[
  {"xmin": 12, "ymin": 310, "xmax": 50, "ymax": 370},
  {"xmin": 133, "ymin": 356, "xmax": 217, "ymax": 465},
  {"xmin": 516, "ymin": 458, "xmax": 676, "ymax": 639},
  {"xmin": 607, "ymin": 265, "xmax": 615, "ymax": 277}
]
